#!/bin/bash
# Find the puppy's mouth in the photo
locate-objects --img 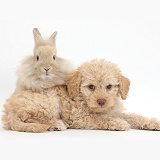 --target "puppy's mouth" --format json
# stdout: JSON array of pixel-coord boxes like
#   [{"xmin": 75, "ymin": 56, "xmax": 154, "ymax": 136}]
[
  {"xmin": 87, "ymin": 98, "xmax": 115, "ymax": 113},
  {"xmin": 90, "ymin": 108, "xmax": 106, "ymax": 113}
]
